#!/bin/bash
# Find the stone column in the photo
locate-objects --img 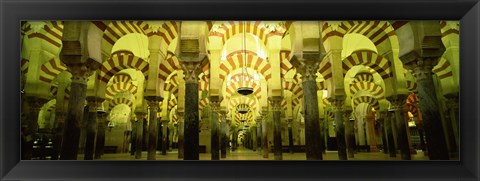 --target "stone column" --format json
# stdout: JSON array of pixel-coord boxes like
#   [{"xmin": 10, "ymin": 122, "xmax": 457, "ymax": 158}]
[
  {"xmin": 344, "ymin": 109, "xmax": 355, "ymax": 158},
  {"xmin": 84, "ymin": 97, "xmax": 103, "ymax": 160},
  {"xmin": 181, "ymin": 61, "xmax": 203, "ymax": 160},
  {"xmin": 94, "ymin": 111, "xmax": 107, "ymax": 159},
  {"xmin": 332, "ymin": 99, "xmax": 347, "ymax": 160},
  {"xmin": 161, "ymin": 120, "xmax": 169, "ymax": 155},
  {"xmin": 270, "ymin": 97, "xmax": 283, "ymax": 160},
  {"xmin": 220, "ymin": 116, "xmax": 229, "ymax": 158},
  {"xmin": 256, "ymin": 118, "xmax": 262, "ymax": 154},
  {"xmin": 366, "ymin": 115, "xmax": 379, "ymax": 152},
  {"xmin": 385, "ymin": 111, "xmax": 396, "ymax": 157},
  {"xmin": 252, "ymin": 125, "xmax": 258, "ymax": 152},
  {"xmin": 134, "ymin": 113, "xmax": 146, "ymax": 159},
  {"xmin": 389, "ymin": 96, "xmax": 411, "ymax": 160},
  {"xmin": 404, "ymin": 58, "xmax": 449, "ymax": 160},
  {"xmin": 287, "ymin": 120, "xmax": 294, "ymax": 154},
  {"xmin": 177, "ymin": 112, "xmax": 185, "ymax": 159},
  {"xmin": 293, "ymin": 57, "xmax": 323, "ymax": 160},
  {"xmin": 145, "ymin": 96, "xmax": 162, "ymax": 160},
  {"xmin": 445, "ymin": 95, "xmax": 459, "ymax": 154},
  {"xmin": 60, "ymin": 63, "xmax": 97, "ymax": 160},
  {"xmin": 261, "ymin": 112, "xmax": 269, "ymax": 158},
  {"xmin": 210, "ymin": 100, "xmax": 220, "ymax": 160},
  {"xmin": 22, "ymin": 97, "xmax": 48, "ymax": 160},
  {"xmin": 378, "ymin": 112, "xmax": 388, "ymax": 154},
  {"xmin": 52, "ymin": 112, "xmax": 66, "ymax": 160}
]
